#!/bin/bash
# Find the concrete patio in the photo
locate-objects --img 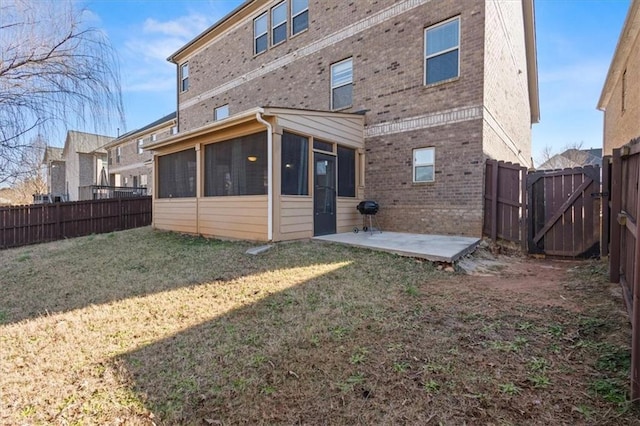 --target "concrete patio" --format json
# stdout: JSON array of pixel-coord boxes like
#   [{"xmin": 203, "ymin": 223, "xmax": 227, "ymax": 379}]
[{"xmin": 313, "ymin": 230, "xmax": 481, "ymax": 263}]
